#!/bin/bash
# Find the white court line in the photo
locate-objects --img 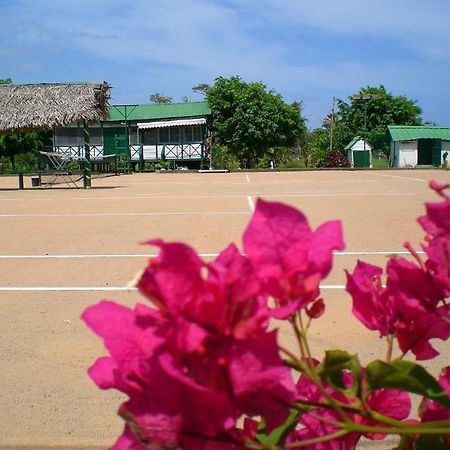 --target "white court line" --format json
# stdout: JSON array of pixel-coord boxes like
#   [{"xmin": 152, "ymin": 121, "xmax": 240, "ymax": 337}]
[
  {"xmin": 245, "ymin": 174, "xmax": 250, "ymax": 183},
  {"xmin": 0, "ymin": 191, "xmax": 414, "ymax": 202},
  {"xmin": 367, "ymin": 172, "xmax": 426, "ymax": 182},
  {"xmin": 333, "ymin": 250, "xmax": 425, "ymax": 256},
  {"xmin": 0, "ymin": 211, "xmax": 250, "ymax": 218},
  {"xmin": 247, "ymin": 196, "xmax": 255, "ymax": 212},
  {"xmin": 0, "ymin": 284, "xmax": 348, "ymax": 292},
  {"xmin": 262, "ymin": 192, "xmax": 414, "ymax": 198},
  {"xmin": 0, "ymin": 250, "xmax": 425, "ymax": 259},
  {"xmin": 0, "ymin": 253, "xmax": 219, "ymax": 259}
]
